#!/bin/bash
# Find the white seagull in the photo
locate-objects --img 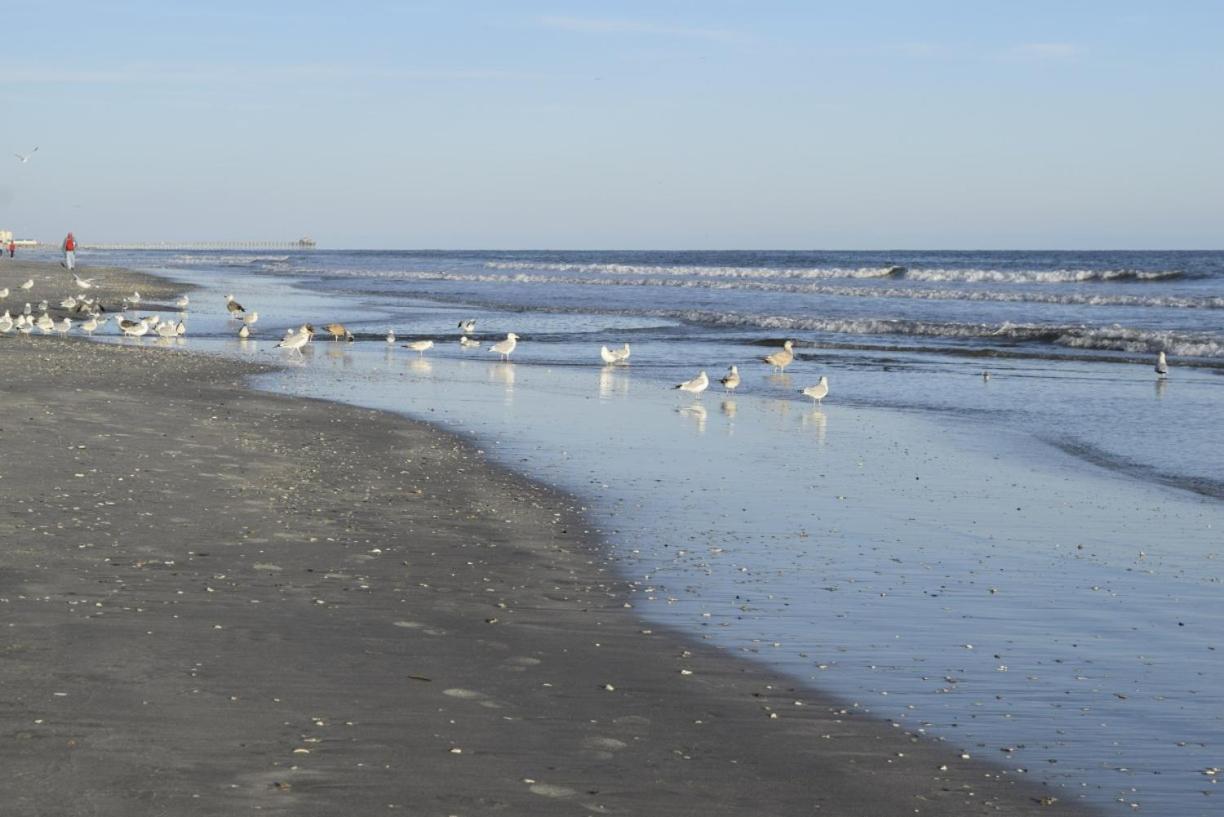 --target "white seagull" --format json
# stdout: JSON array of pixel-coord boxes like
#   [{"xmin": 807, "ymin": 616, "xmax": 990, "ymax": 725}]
[
  {"xmin": 242, "ymin": 311, "xmax": 259, "ymax": 327},
  {"xmin": 459, "ymin": 335, "xmax": 481, "ymax": 349},
  {"xmin": 675, "ymin": 370, "xmax": 709, "ymax": 396},
  {"xmin": 175, "ymin": 295, "xmax": 190, "ymax": 310},
  {"xmin": 599, "ymin": 345, "xmax": 619, "ymax": 364},
  {"xmin": 1155, "ymin": 351, "xmax": 1168, "ymax": 377},
  {"xmin": 402, "ymin": 339, "xmax": 434, "ymax": 355},
  {"xmin": 489, "ymin": 332, "xmax": 519, "ymax": 361},
  {"xmin": 81, "ymin": 315, "xmax": 103, "ymax": 335},
  {"xmin": 800, "ymin": 376, "xmax": 829, "ymax": 404},
  {"xmin": 20, "ymin": 279, "xmax": 34, "ymax": 291},
  {"xmin": 277, "ymin": 325, "xmax": 314, "ymax": 352},
  {"xmin": 238, "ymin": 324, "xmax": 250, "ymax": 339},
  {"xmin": 719, "ymin": 365, "xmax": 740, "ymax": 391},
  {"xmin": 0, "ymin": 288, "xmax": 8, "ymax": 299},
  {"xmin": 14, "ymin": 147, "xmax": 38, "ymax": 163},
  {"xmin": 385, "ymin": 329, "xmax": 396, "ymax": 344},
  {"xmin": 762, "ymin": 340, "xmax": 795, "ymax": 372},
  {"xmin": 72, "ymin": 274, "xmax": 95, "ymax": 290}
]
